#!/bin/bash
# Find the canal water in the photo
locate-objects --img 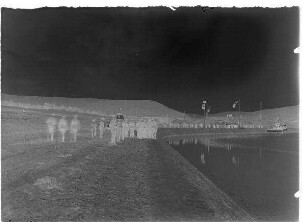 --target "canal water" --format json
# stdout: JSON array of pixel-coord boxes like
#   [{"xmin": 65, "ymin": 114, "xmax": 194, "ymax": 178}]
[{"xmin": 166, "ymin": 132, "xmax": 299, "ymax": 221}]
